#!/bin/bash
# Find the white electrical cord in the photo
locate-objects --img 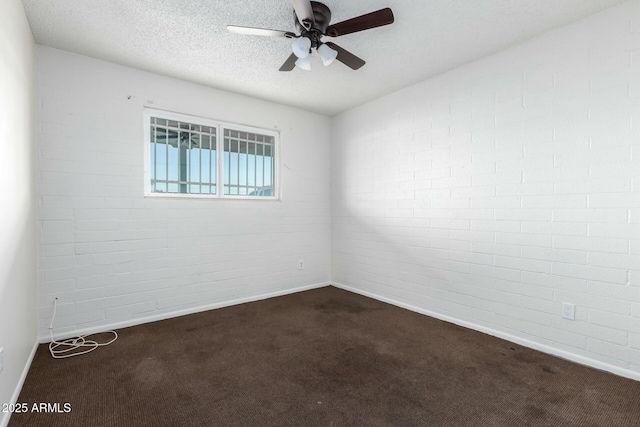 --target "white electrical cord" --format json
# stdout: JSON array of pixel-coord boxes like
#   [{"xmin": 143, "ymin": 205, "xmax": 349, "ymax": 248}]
[{"xmin": 48, "ymin": 298, "xmax": 118, "ymax": 359}]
